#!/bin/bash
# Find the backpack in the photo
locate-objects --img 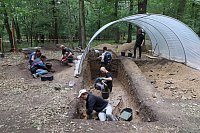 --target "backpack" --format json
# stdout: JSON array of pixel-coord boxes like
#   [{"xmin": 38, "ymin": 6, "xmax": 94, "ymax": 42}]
[
  {"xmin": 29, "ymin": 52, "xmax": 36, "ymax": 62},
  {"xmin": 104, "ymin": 52, "xmax": 112, "ymax": 65},
  {"xmin": 94, "ymin": 77, "xmax": 107, "ymax": 91}
]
